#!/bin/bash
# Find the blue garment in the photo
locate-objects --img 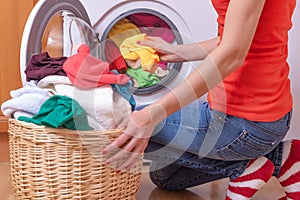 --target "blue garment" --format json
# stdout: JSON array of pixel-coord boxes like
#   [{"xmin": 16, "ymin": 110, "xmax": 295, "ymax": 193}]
[
  {"xmin": 140, "ymin": 101, "xmax": 292, "ymax": 190},
  {"xmin": 111, "ymin": 70, "xmax": 136, "ymax": 110},
  {"xmin": 112, "ymin": 81, "xmax": 136, "ymax": 110}
]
